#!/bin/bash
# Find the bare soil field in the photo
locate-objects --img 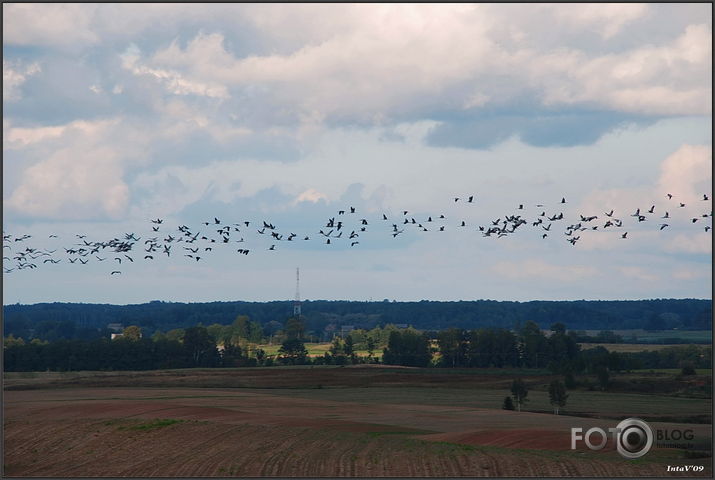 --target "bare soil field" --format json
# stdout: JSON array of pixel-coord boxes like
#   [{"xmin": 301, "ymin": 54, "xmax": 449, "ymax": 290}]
[{"xmin": 4, "ymin": 367, "xmax": 712, "ymax": 477}]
